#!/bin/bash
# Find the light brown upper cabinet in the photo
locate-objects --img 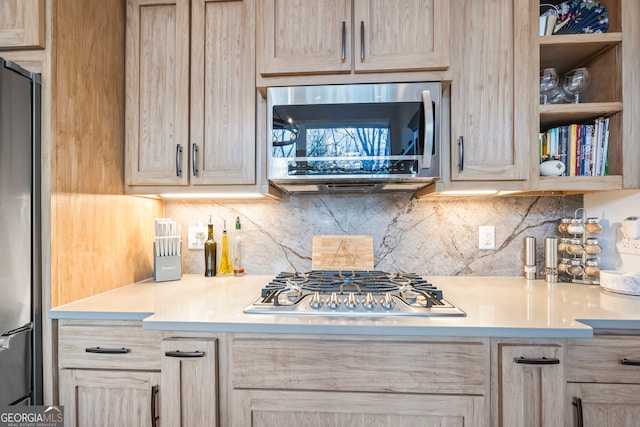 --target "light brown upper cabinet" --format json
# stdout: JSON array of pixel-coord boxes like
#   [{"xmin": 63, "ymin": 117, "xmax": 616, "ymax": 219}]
[
  {"xmin": 448, "ymin": 0, "xmax": 533, "ymax": 183},
  {"xmin": 257, "ymin": 0, "xmax": 450, "ymax": 77},
  {"xmin": 0, "ymin": 0, "xmax": 45, "ymax": 49},
  {"xmin": 125, "ymin": 0, "xmax": 256, "ymax": 192}
]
